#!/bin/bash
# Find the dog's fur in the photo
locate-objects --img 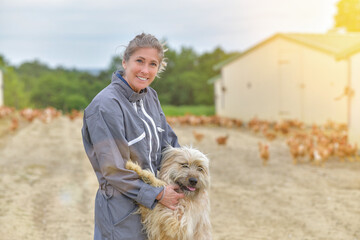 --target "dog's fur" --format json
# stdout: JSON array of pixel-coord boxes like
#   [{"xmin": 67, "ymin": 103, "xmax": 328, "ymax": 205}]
[{"xmin": 126, "ymin": 146, "xmax": 212, "ymax": 240}]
